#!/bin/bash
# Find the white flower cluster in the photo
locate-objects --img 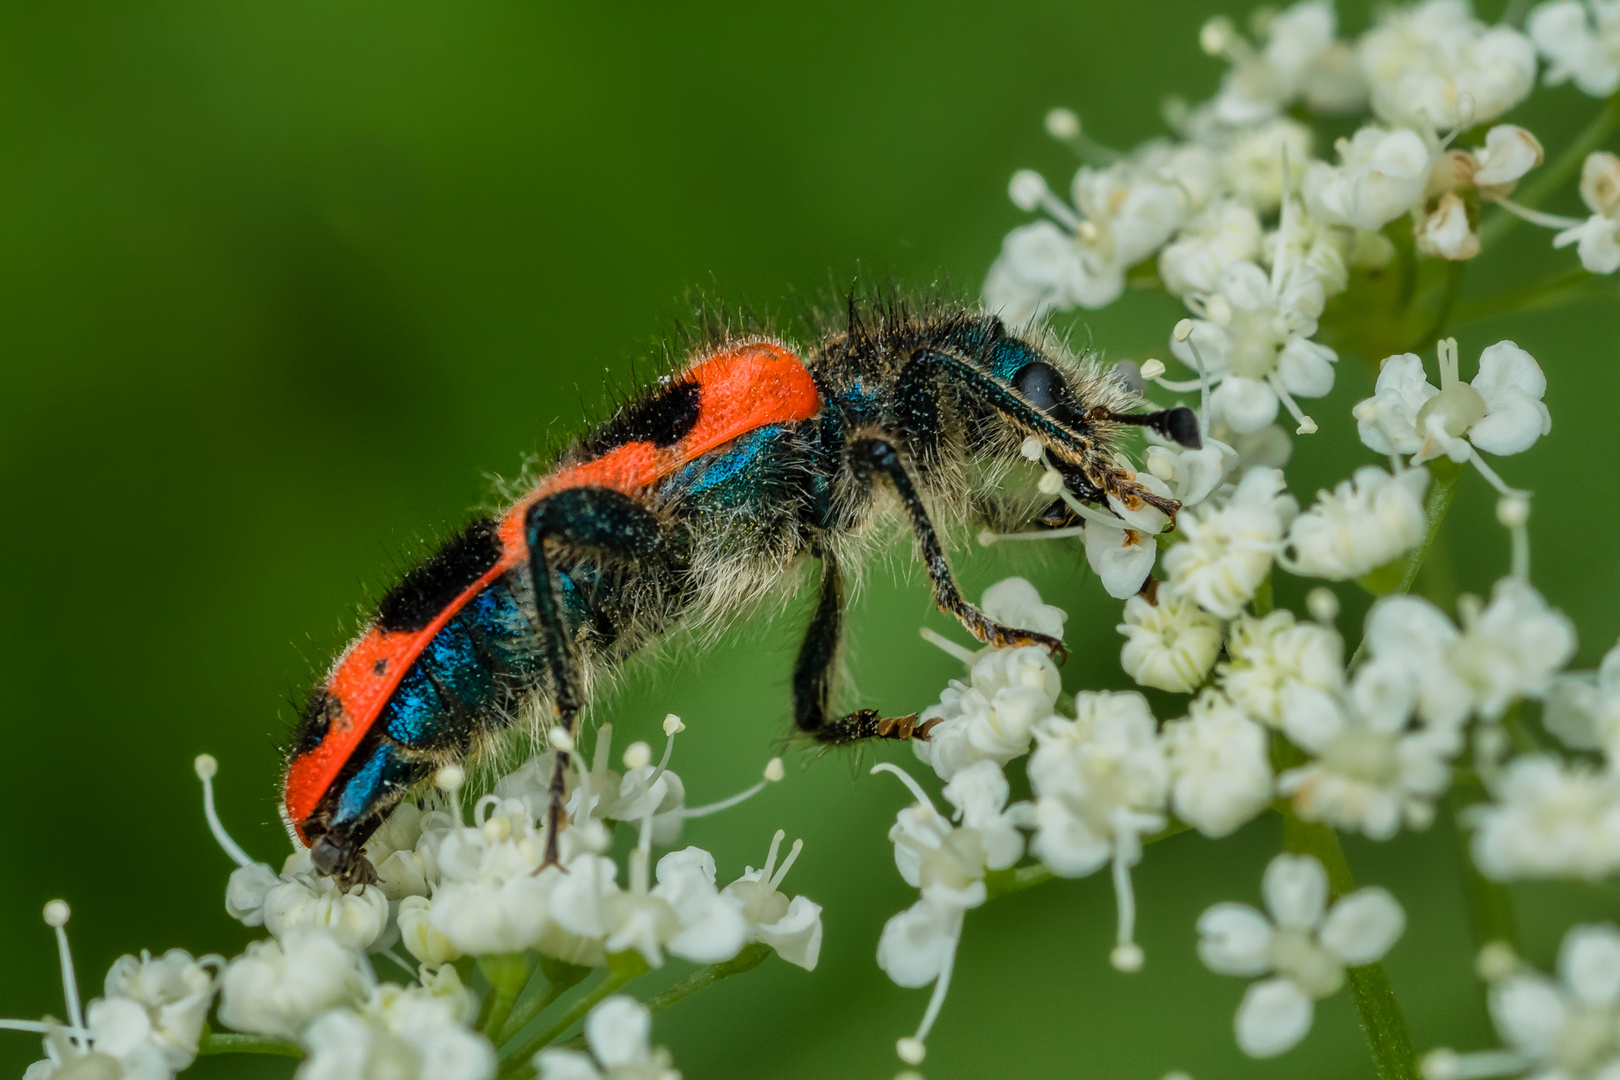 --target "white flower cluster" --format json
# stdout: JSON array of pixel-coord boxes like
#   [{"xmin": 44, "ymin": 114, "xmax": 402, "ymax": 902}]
[
  {"xmin": 1423, "ymin": 924, "xmax": 1620, "ymax": 1080},
  {"xmin": 8, "ymin": 729, "xmax": 813, "ymax": 1080}
]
